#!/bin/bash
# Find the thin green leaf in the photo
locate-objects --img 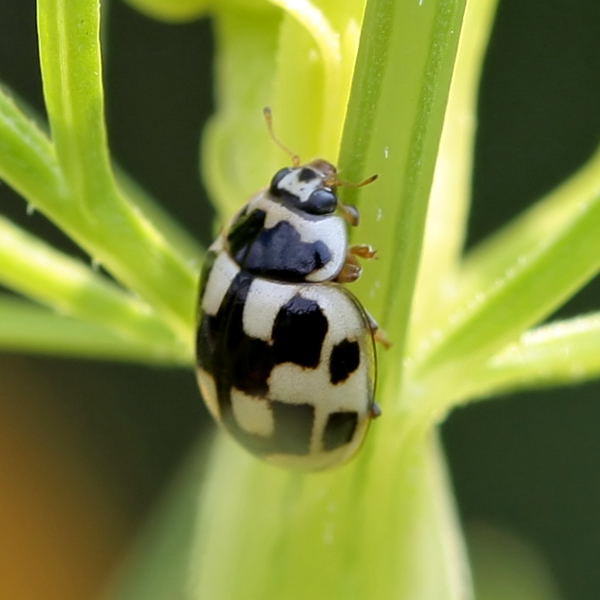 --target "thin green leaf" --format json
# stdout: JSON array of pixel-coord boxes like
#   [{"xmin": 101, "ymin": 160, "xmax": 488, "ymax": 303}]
[
  {"xmin": 37, "ymin": 0, "xmax": 115, "ymax": 210},
  {"xmin": 339, "ymin": 0, "xmax": 468, "ymax": 397},
  {"xmin": 115, "ymin": 169, "xmax": 205, "ymax": 269},
  {"xmin": 415, "ymin": 155, "xmax": 600, "ymax": 375},
  {"xmin": 0, "ymin": 215, "xmax": 187, "ymax": 360},
  {"xmin": 0, "ymin": 86, "xmax": 65, "ymax": 207},
  {"xmin": 456, "ymin": 147, "xmax": 600, "ymax": 307},
  {"xmin": 0, "ymin": 295, "xmax": 187, "ymax": 364},
  {"xmin": 402, "ymin": 313, "xmax": 600, "ymax": 441},
  {"xmin": 467, "ymin": 313, "xmax": 600, "ymax": 399},
  {"xmin": 0, "ymin": 84, "xmax": 202, "ymax": 277},
  {"xmin": 36, "ymin": 0, "xmax": 199, "ymax": 340}
]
